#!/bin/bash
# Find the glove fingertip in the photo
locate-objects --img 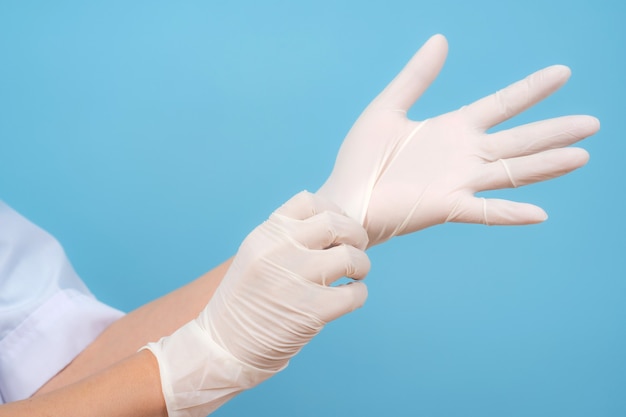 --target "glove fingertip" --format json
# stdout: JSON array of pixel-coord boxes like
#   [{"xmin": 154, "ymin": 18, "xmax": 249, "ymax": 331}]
[
  {"xmin": 547, "ymin": 64, "xmax": 571, "ymax": 79},
  {"xmin": 482, "ymin": 199, "xmax": 549, "ymax": 226},
  {"xmin": 515, "ymin": 204, "xmax": 548, "ymax": 224},
  {"xmin": 346, "ymin": 281, "xmax": 368, "ymax": 311},
  {"xmin": 427, "ymin": 33, "xmax": 449, "ymax": 50},
  {"xmin": 531, "ymin": 206, "xmax": 549, "ymax": 223},
  {"xmin": 570, "ymin": 147, "xmax": 590, "ymax": 167}
]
